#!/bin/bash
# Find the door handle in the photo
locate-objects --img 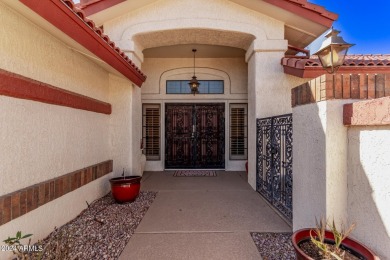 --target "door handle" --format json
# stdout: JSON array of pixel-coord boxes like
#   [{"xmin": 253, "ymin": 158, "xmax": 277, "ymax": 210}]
[{"xmin": 191, "ymin": 125, "xmax": 196, "ymax": 139}]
